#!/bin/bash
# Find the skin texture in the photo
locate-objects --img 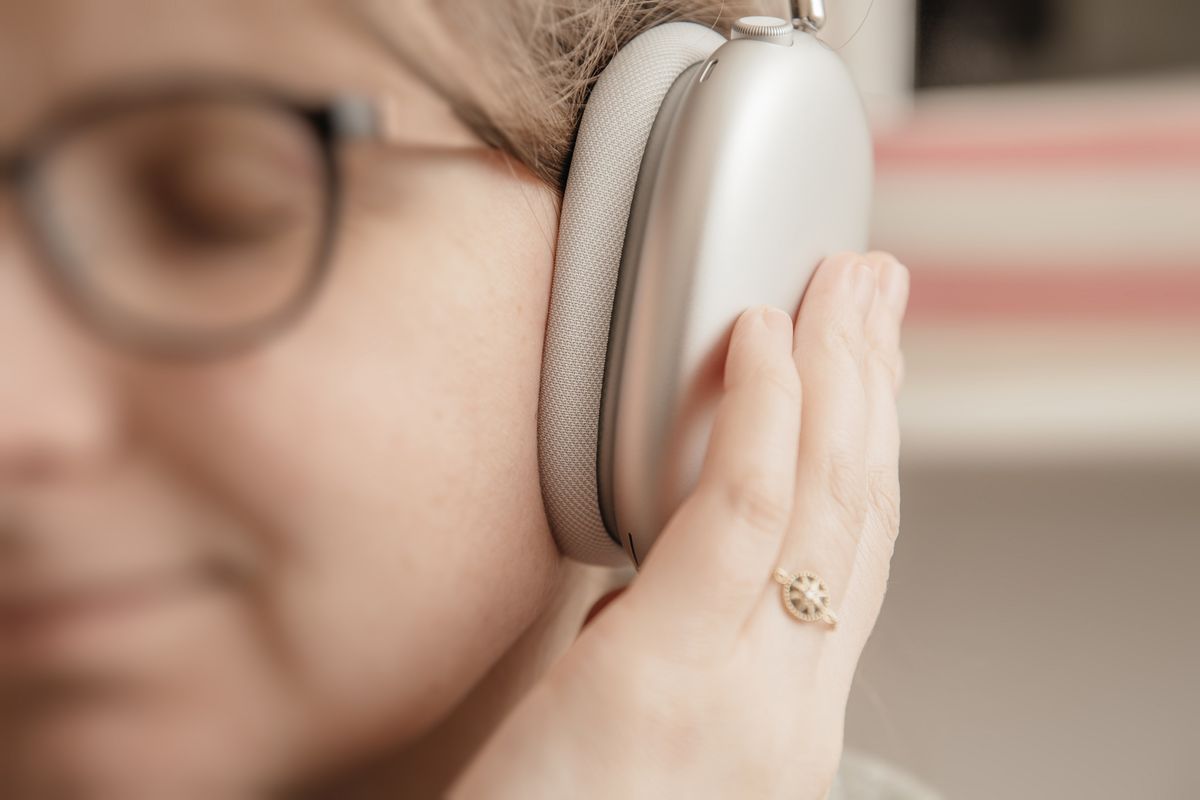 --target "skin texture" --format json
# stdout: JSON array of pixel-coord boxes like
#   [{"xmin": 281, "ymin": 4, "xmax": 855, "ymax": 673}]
[
  {"xmin": 451, "ymin": 254, "xmax": 909, "ymax": 799},
  {"xmin": 0, "ymin": 2, "xmax": 908, "ymax": 798},
  {"xmin": 0, "ymin": 2, "xmax": 625, "ymax": 797}
]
